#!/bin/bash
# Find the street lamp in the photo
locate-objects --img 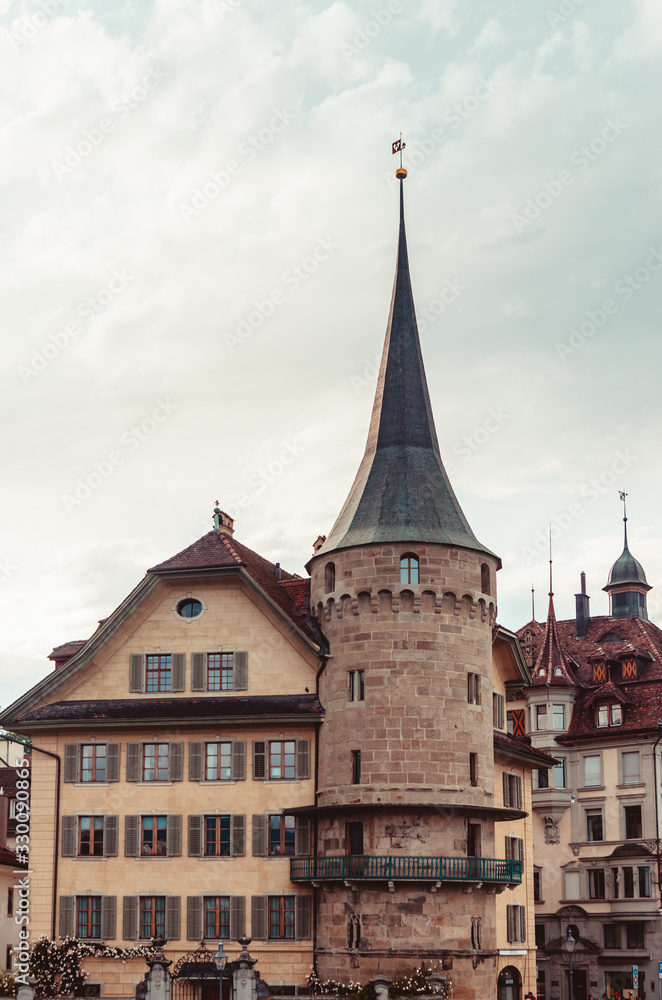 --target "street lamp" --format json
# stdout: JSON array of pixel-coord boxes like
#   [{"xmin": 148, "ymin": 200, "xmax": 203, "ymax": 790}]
[
  {"xmin": 564, "ymin": 928, "xmax": 576, "ymax": 1000},
  {"xmin": 214, "ymin": 942, "xmax": 228, "ymax": 1000}
]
